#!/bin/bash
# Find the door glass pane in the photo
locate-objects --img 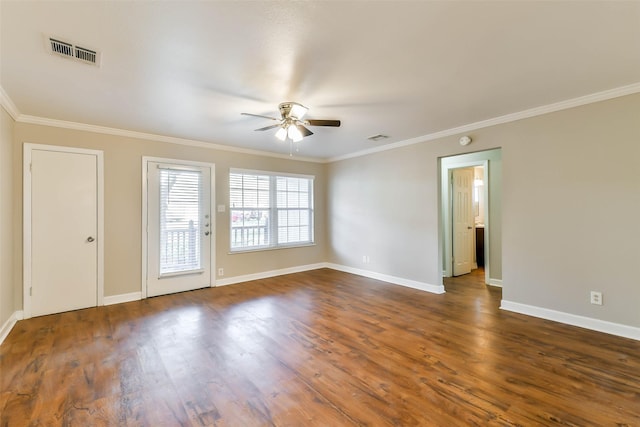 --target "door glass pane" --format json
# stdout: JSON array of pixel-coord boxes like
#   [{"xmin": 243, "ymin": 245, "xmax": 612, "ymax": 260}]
[{"xmin": 159, "ymin": 168, "xmax": 202, "ymax": 274}]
